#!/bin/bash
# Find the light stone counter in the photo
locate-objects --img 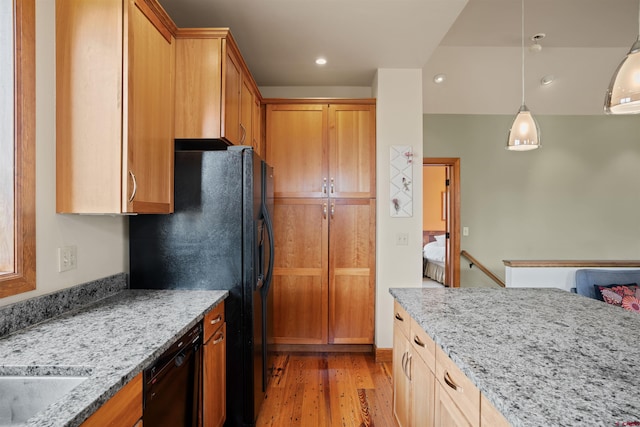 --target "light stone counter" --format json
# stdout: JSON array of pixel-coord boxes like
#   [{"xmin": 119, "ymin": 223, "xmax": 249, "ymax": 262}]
[
  {"xmin": 390, "ymin": 287, "xmax": 640, "ymax": 427},
  {"xmin": 0, "ymin": 284, "xmax": 227, "ymax": 427}
]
